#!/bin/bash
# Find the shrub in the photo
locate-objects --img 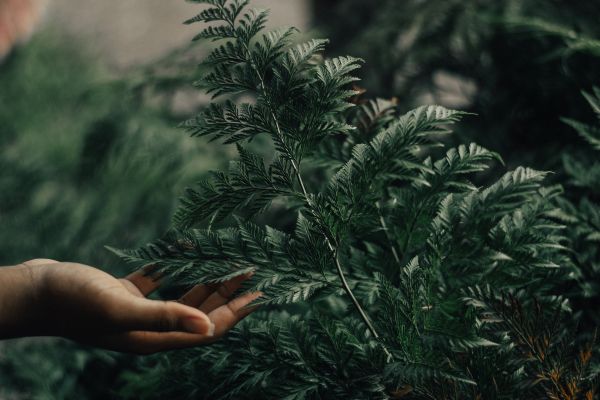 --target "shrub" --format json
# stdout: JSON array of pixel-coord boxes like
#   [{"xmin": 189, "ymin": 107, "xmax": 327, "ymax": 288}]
[{"xmin": 116, "ymin": 1, "xmax": 598, "ymax": 398}]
